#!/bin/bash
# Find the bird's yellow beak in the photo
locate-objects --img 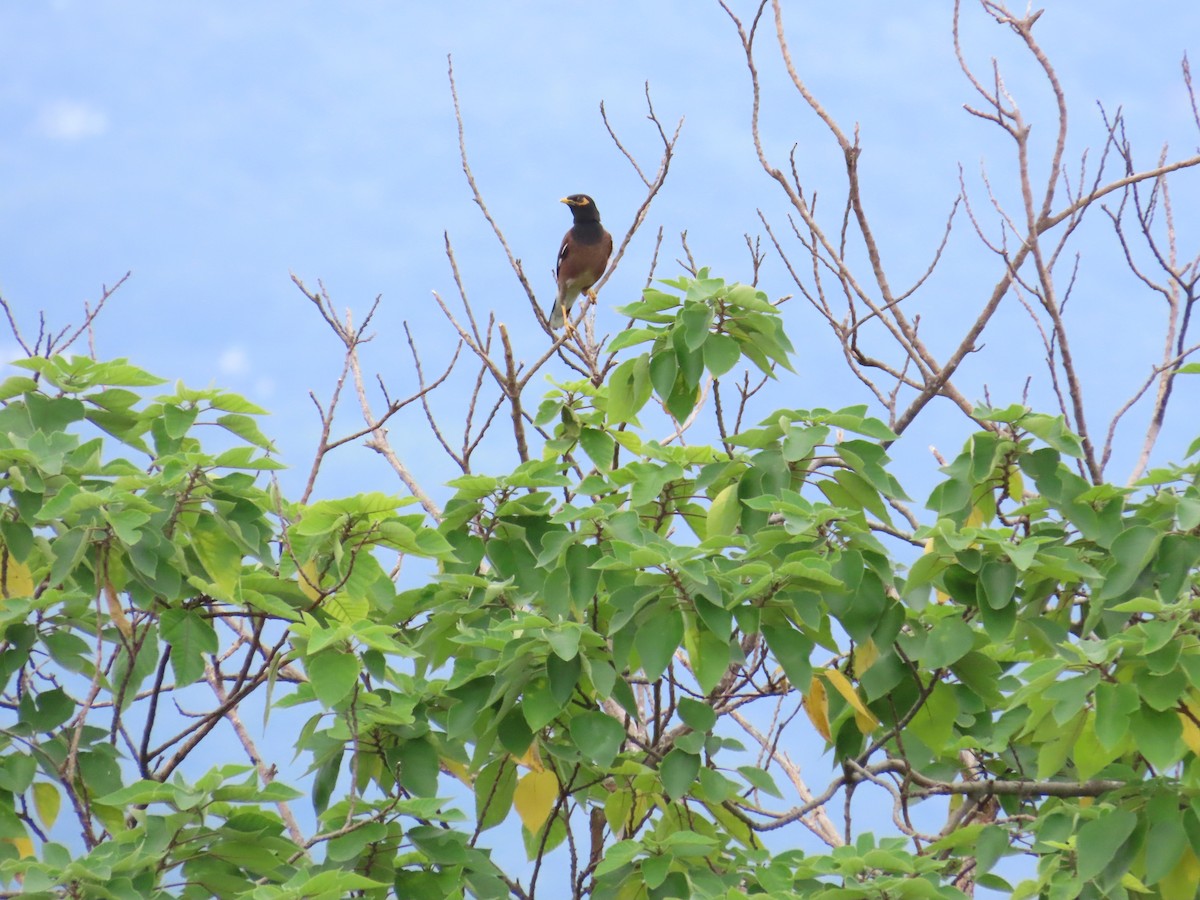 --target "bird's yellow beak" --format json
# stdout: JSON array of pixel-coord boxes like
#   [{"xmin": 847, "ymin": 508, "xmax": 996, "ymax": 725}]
[{"xmin": 560, "ymin": 196, "xmax": 576, "ymax": 206}]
